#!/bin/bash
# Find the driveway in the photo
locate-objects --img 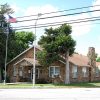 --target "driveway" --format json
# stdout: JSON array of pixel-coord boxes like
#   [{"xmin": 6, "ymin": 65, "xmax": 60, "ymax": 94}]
[{"xmin": 0, "ymin": 88, "xmax": 100, "ymax": 100}]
